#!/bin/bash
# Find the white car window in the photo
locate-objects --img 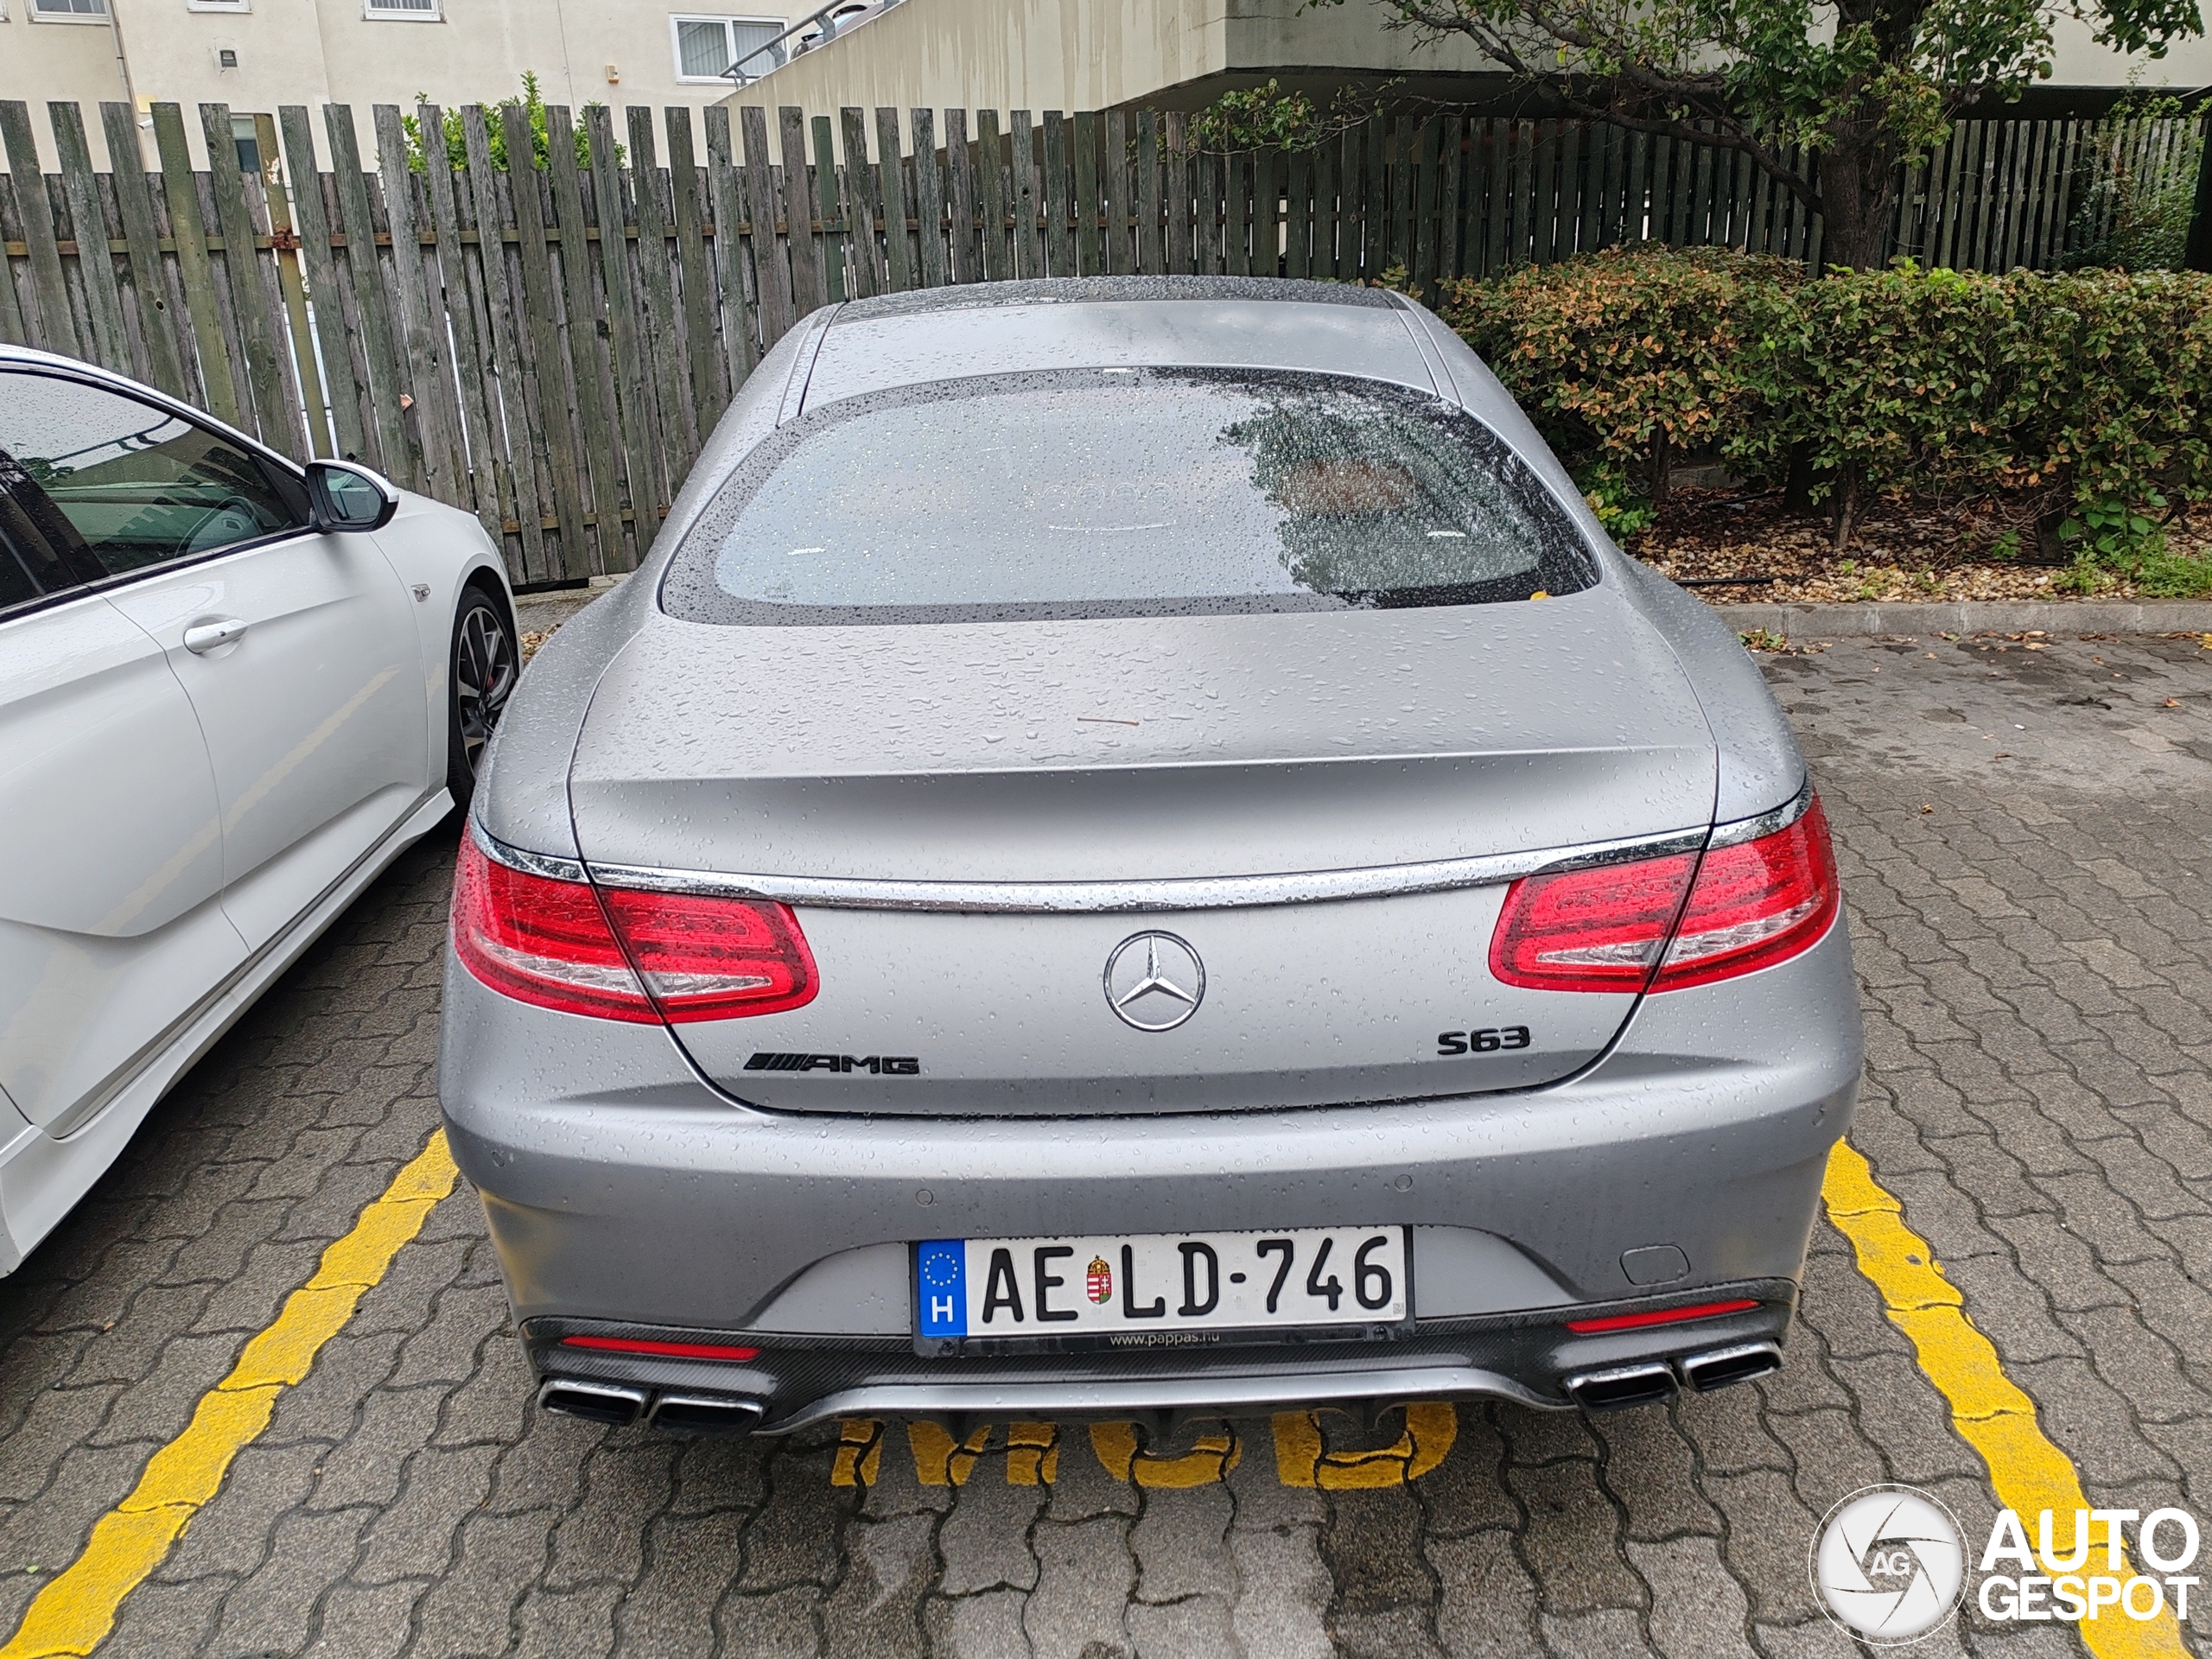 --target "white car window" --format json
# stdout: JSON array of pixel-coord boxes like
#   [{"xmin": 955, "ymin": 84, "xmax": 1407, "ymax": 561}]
[{"xmin": 0, "ymin": 373, "xmax": 301, "ymax": 578}]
